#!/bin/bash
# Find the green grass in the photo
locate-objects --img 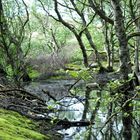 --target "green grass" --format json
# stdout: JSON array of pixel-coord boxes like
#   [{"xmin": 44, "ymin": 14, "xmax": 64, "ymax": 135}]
[{"xmin": 0, "ymin": 109, "xmax": 50, "ymax": 140}]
